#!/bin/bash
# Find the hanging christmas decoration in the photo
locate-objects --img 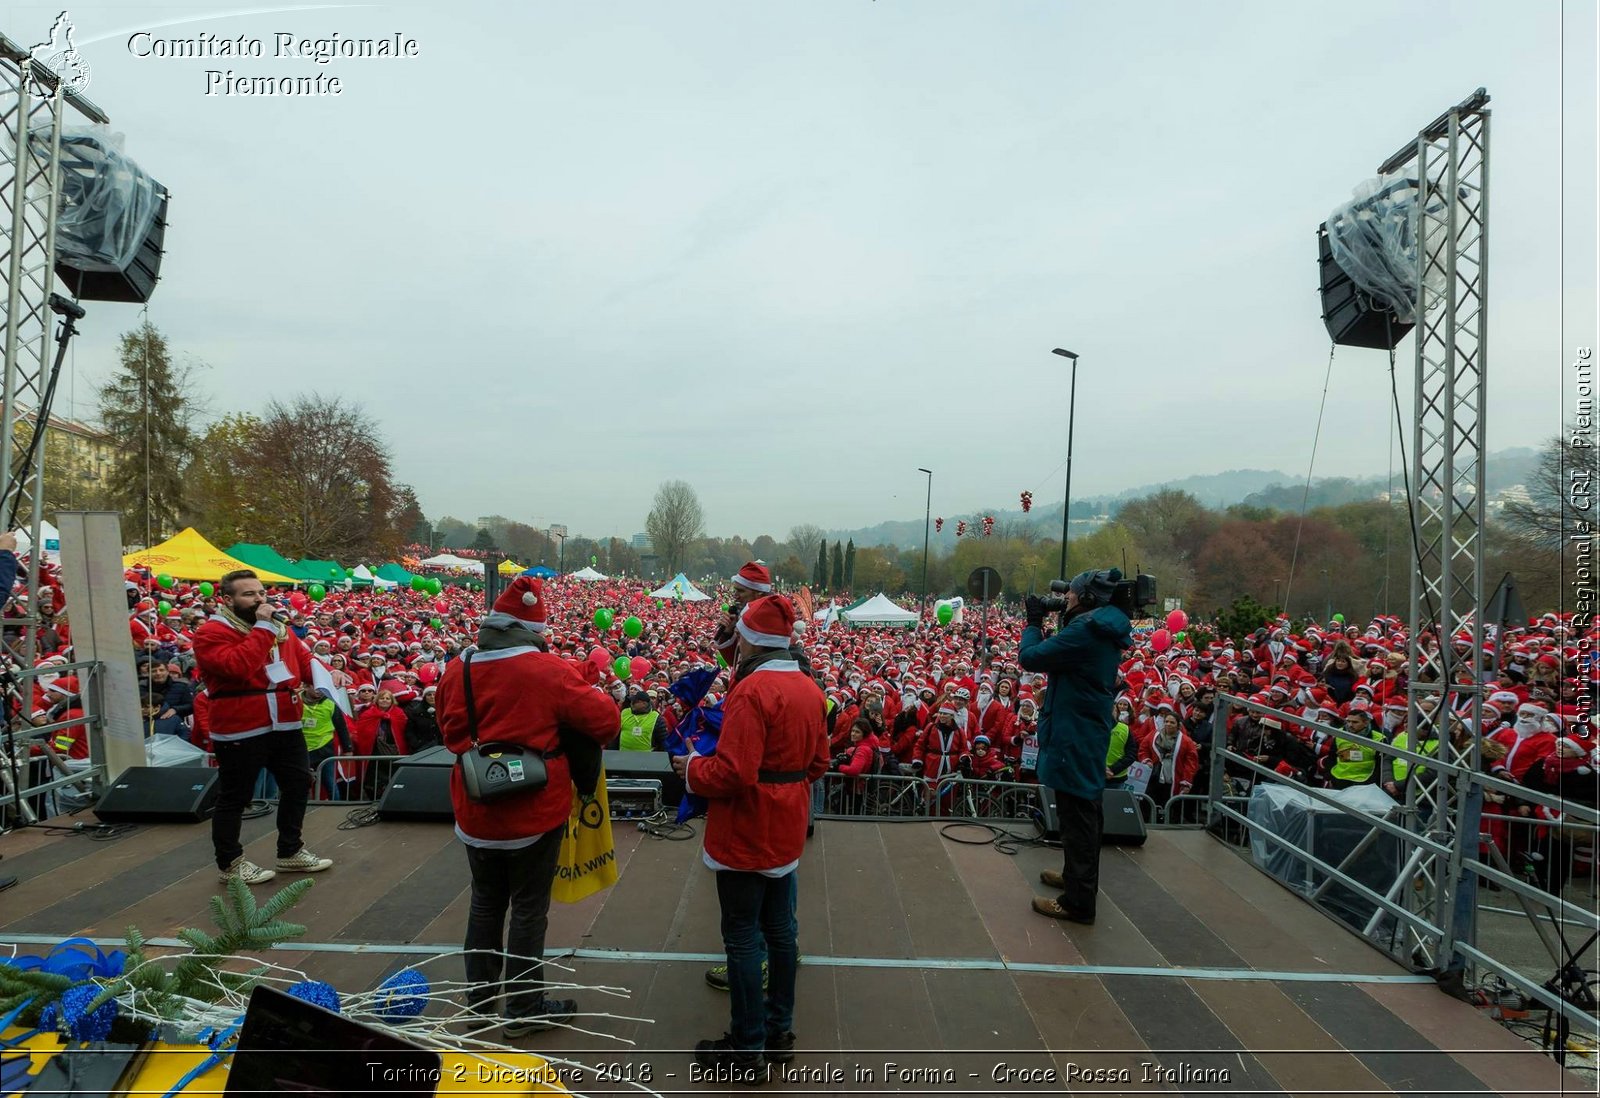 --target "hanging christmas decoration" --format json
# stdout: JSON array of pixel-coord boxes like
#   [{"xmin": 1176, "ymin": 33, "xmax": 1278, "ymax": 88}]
[
  {"xmin": 1020, "ymin": 490, "xmax": 1033, "ymax": 513},
  {"xmin": 934, "ymin": 517, "xmax": 944, "ymax": 533},
  {"xmin": 981, "ymin": 516, "xmax": 995, "ymax": 537},
  {"xmin": 955, "ymin": 520, "xmax": 968, "ymax": 538}
]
